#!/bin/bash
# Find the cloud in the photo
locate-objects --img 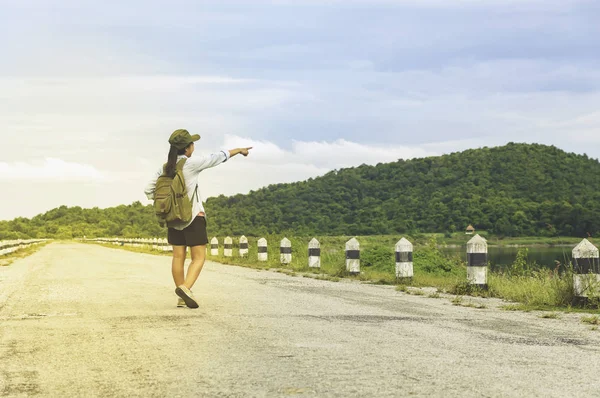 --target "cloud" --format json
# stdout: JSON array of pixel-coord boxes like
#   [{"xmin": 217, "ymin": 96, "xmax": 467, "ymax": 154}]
[
  {"xmin": 0, "ymin": 158, "xmax": 104, "ymax": 182},
  {"xmin": 0, "ymin": 136, "xmax": 445, "ymax": 220},
  {"xmin": 1, "ymin": 0, "xmax": 600, "ymax": 222},
  {"xmin": 220, "ymin": 134, "xmax": 437, "ymax": 167},
  {"xmin": 189, "ymin": 135, "xmax": 442, "ymax": 202},
  {"xmin": 0, "ymin": 74, "xmax": 303, "ymax": 164}
]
